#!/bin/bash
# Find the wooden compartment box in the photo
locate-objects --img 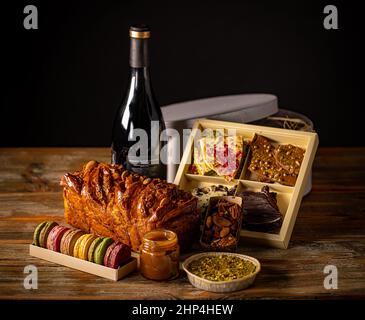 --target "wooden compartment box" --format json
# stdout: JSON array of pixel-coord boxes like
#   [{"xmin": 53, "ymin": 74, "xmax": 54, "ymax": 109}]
[{"xmin": 174, "ymin": 119, "xmax": 318, "ymax": 249}]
